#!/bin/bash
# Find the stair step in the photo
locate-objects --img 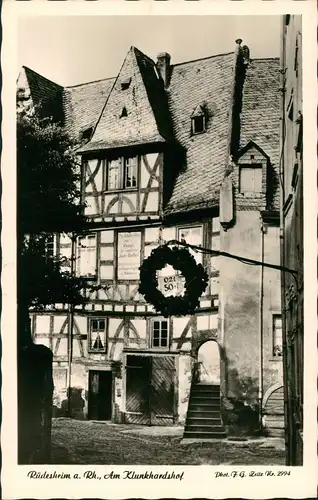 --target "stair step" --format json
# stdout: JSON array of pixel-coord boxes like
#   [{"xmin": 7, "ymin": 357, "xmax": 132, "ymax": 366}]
[
  {"xmin": 195, "ymin": 383, "xmax": 220, "ymax": 387},
  {"xmin": 190, "ymin": 397, "xmax": 220, "ymax": 403},
  {"xmin": 193, "ymin": 386, "xmax": 220, "ymax": 392},
  {"xmin": 183, "ymin": 431, "xmax": 227, "ymax": 439},
  {"xmin": 188, "ymin": 410, "xmax": 221, "ymax": 418},
  {"xmin": 190, "ymin": 394, "xmax": 220, "ymax": 402},
  {"xmin": 191, "ymin": 391, "xmax": 220, "ymax": 397},
  {"xmin": 188, "ymin": 404, "xmax": 220, "ymax": 411},
  {"xmin": 185, "ymin": 424, "xmax": 225, "ymax": 433},
  {"xmin": 186, "ymin": 417, "xmax": 222, "ymax": 426}
]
